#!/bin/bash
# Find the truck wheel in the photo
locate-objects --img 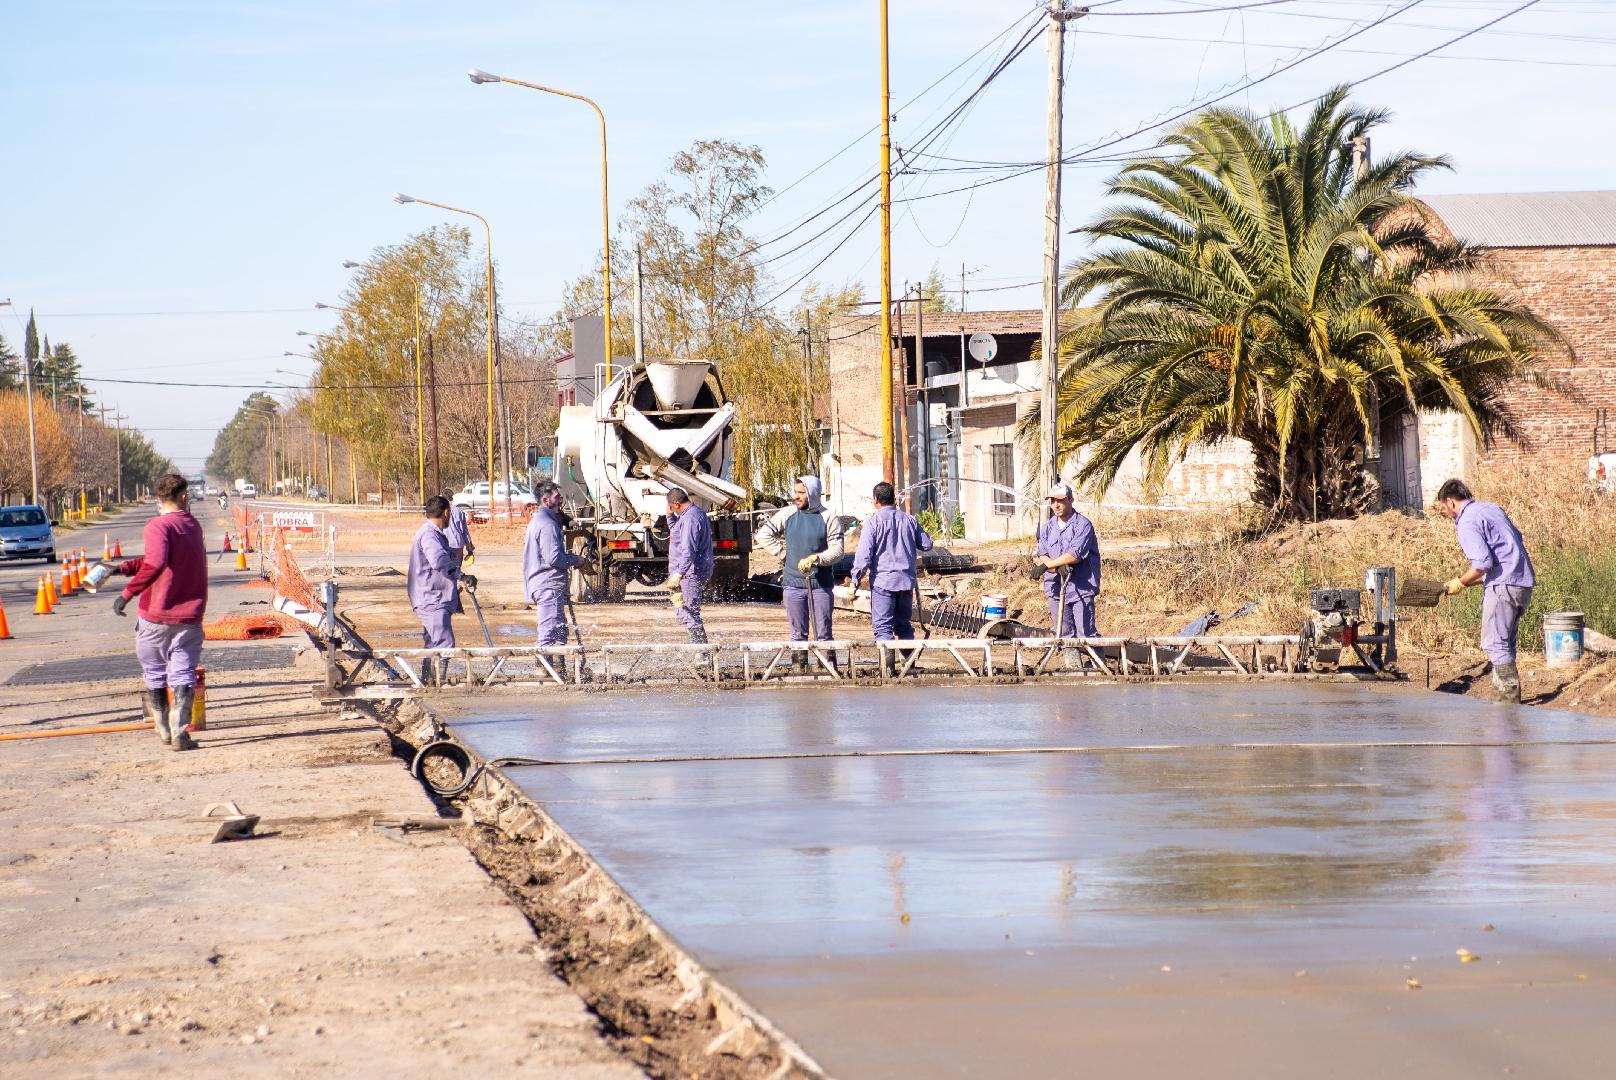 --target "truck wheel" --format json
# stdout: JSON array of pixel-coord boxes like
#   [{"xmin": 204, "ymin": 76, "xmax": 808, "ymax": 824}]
[{"xmin": 707, "ymin": 556, "xmax": 751, "ymax": 600}]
